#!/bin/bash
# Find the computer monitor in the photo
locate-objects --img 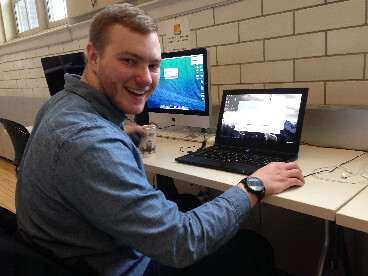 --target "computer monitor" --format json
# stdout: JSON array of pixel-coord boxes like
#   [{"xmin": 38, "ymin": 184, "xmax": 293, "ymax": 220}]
[
  {"xmin": 147, "ymin": 48, "xmax": 211, "ymax": 129},
  {"xmin": 41, "ymin": 52, "xmax": 86, "ymax": 96}
]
